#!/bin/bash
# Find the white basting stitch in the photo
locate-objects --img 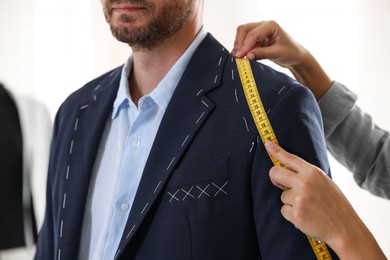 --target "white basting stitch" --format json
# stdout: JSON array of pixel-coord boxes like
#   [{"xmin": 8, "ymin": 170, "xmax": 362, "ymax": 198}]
[
  {"xmin": 94, "ymin": 84, "xmax": 101, "ymax": 91},
  {"xmin": 235, "ymin": 89, "xmax": 239, "ymax": 103},
  {"xmin": 218, "ymin": 57, "xmax": 222, "ymax": 66},
  {"xmin": 114, "ymin": 250, "xmax": 121, "ymax": 259},
  {"xmin": 154, "ymin": 181, "xmax": 162, "ymax": 194},
  {"xmin": 242, "ymin": 117, "xmax": 250, "ymax": 132},
  {"xmin": 66, "ymin": 165, "xmax": 70, "ymax": 180},
  {"xmin": 257, "ymin": 135, "xmax": 260, "ymax": 144},
  {"xmin": 141, "ymin": 203, "xmax": 149, "ymax": 215},
  {"xmin": 196, "ymin": 112, "xmax": 205, "ymax": 124},
  {"xmin": 69, "ymin": 140, "xmax": 74, "ymax": 155},
  {"xmin": 74, "ymin": 118, "xmax": 79, "ymax": 131},
  {"xmin": 214, "ymin": 75, "xmax": 218, "ymax": 84},
  {"xmin": 168, "ymin": 190, "xmax": 180, "ymax": 203},
  {"xmin": 181, "ymin": 186, "xmax": 195, "ymax": 200},
  {"xmin": 181, "ymin": 135, "xmax": 190, "ymax": 147},
  {"xmin": 126, "ymin": 225, "xmax": 136, "ymax": 239},
  {"xmin": 94, "ymin": 94, "xmax": 97, "ymax": 102},
  {"xmin": 167, "ymin": 157, "xmax": 175, "ymax": 171},
  {"xmin": 58, "ymin": 249, "xmax": 61, "ymax": 260},
  {"xmin": 80, "ymin": 105, "xmax": 89, "ymax": 110},
  {"xmin": 196, "ymin": 89, "xmax": 203, "ymax": 96},
  {"xmin": 62, "ymin": 193, "xmax": 67, "ymax": 209},
  {"xmin": 249, "ymin": 142, "xmax": 255, "ymax": 153},
  {"xmin": 196, "ymin": 184, "xmax": 210, "ymax": 198},
  {"xmin": 201, "ymin": 100, "xmax": 209, "ymax": 107},
  {"xmin": 231, "ymin": 57, "xmax": 234, "ymax": 63},
  {"xmin": 266, "ymin": 108, "xmax": 271, "ymax": 115},
  {"xmin": 60, "ymin": 220, "xmax": 64, "ymax": 238},
  {"xmin": 278, "ymin": 85, "xmax": 286, "ymax": 95},
  {"xmin": 212, "ymin": 182, "xmax": 228, "ymax": 196},
  {"xmin": 232, "ymin": 69, "xmax": 235, "ymax": 80},
  {"xmin": 222, "ymin": 47, "xmax": 225, "ymax": 52}
]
